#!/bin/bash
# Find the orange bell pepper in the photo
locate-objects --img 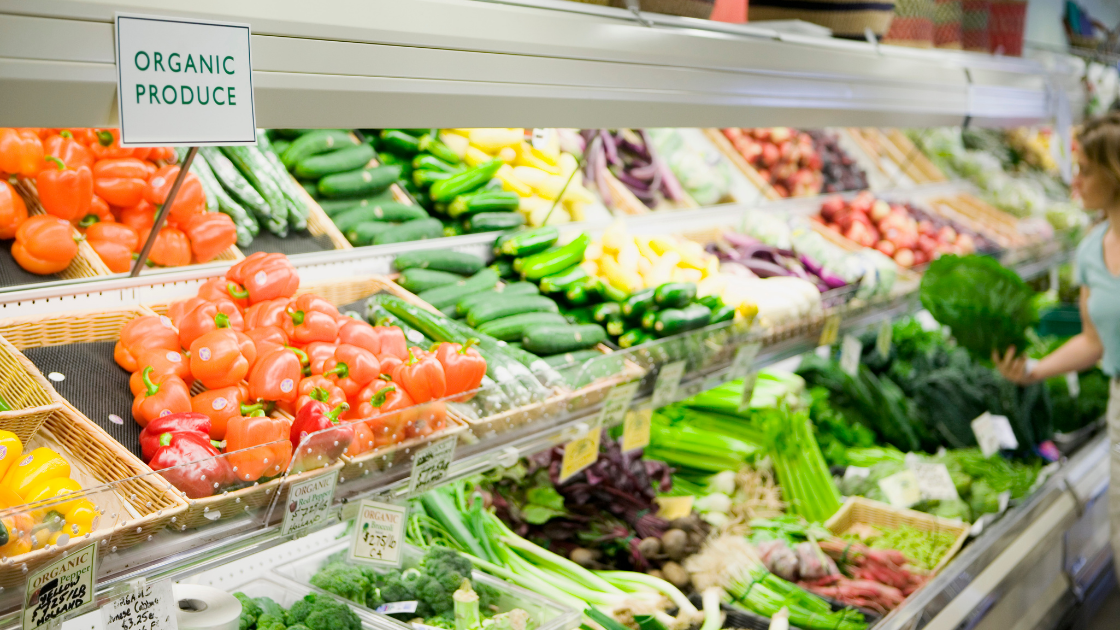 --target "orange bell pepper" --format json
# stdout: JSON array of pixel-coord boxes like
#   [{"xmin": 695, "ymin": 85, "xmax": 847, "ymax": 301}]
[
  {"xmin": 242, "ymin": 326, "xmax": 287, "ymax": 363},
  {"xmin": 129, "ymin": 347, "xmax": 192, "ymax": 392},
  {"xmin": 0, "ymin": 512, "xmax": 33, "ymax": 558},
  {"xmin": 36, "ymin": 157, "xmax": 92, "ymax": 223},
  {"xmin": 191, "ymin": 384, "xmax": 256, "ymax": 441},
  {"xmin": 391, "ymin": 347, "xmax": 446, "ymax": 404},
  {"xmin": 351, "ymin": 379, "xmax": 413, "ymax": 447},
  {"xmin": 167, "ymin": 297, "xmax": 207, "ymax": 328},
  {"xmin": 80, "ymin": 195, "xmax": 114, "ymax": 228},
  {"xmin": 225, "ymin": 410, "xmax": 292, "ymax": 482},
  {"xmin": 86, "ymin": 221, "xmax": 139, "ymax": 252},
  {"xmin": 92, "ymin": 158, "xmax": 148, "ymax": 208},
  {"xmin": 12, "ymin": 215, "xmax": 76, "ymax": 275},
  {"xmin": 89, "ymin": 239, "xmax": 131, "ymax": 273},
  {"xmin": 141, "ymin": 226, "xmax": 191, "ymax": 267},
  {"xmin": 247, "ymin": 346, "xmax": 305, "ymax": 404},
  {"xmin": 183, "ymin": 212, "xmax": 236, "ymax": 263},
  {"xmin": 0, "ymin": 129, "xmax": 44, "ymax": 177},
  {"xmin": 292, "ymin": 377, "xmax": 347, "ymax": 416},
  {"xmin": 145, "ymin": 165, "xmax": 205, "ymax": 226},
  {"xmin": 189, "ymin": 328, "xmax": 251, "ymax": 390},
  {"xmin": 283, "ymin": 294, "xmax": 341, "ymax": 344},
  {"xmin": 226, "ymin": 252, "xmax": 300, "ymax": 304},
  {"xmin": 177, "ymin": 299, "xmax": 244, "ymax": 349},
  {"xmin": 345, "ymin": 419, "xmax": 375, "ymax": 457},
  {"xmin": 89, "ymin": 129, "xmax": 139, "ymax": 160},
  {"xmin": 304, "ymin": 341, "xmax": 338, "ymax": 375},
  {"xmin": 197, "ymin": 277, "xmax": 249, "ymax": 310},
  {"xmin": 147, "ymin": 146, "xmax": 176, "ymax": 162},
  {"xmin": 0, "ymin": 181, "xmax": 28, "ymax": 240},
  {"xmin": 114, "ymin": 314, "xmax": 180, "ymax": 372},
  {"xmin": 131, "ymin": 366, "xmax": 191, "ymax": 427},
  {"xmin": 434, "ymin": 339, "xmax": 486, "ymax": 397},
  {"xmin": 44, "ymin": 131, "xmax": 94, "ymax": 171},
  {"xmin": 117, "ymin": 200, "xmax": 156, "ymax": 233},
  {"xmin": 403, "ymin": 400, "xmax": 448, "ymax": 439},
  {"xmin": 243, "ymin": 298, "xmax": 291, "ymax": 330}
]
